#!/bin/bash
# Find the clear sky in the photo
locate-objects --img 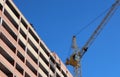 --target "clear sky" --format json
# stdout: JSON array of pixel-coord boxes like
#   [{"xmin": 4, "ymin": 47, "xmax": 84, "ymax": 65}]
[{"xmin": 14, "ymin": 0, "xmax": 120, "ymax": 77}]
